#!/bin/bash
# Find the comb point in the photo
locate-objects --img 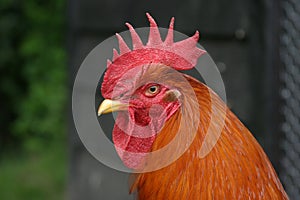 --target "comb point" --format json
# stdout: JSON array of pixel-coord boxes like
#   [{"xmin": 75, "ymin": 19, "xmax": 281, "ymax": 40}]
[
  {"xmin": 112, "ymin": 48, "xmax": 119, "ymax": 61},
  {"xmin": 125, "ymin": 22, "xmax": 144, "ymax": 49},
  {"xmin": 115, "ymin": 33, "xmax": 130, "ymax": 55},
  {"xmin": 146, "ymin": 13, "xmax": 162, "ymax": 46},
  {"xmin": 164, "ymin": 17, "xmax": 175, "ymax": 45},
  {"xmin": 107, "ymin": 59, "xmax": 112, "ymax": 67}
]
